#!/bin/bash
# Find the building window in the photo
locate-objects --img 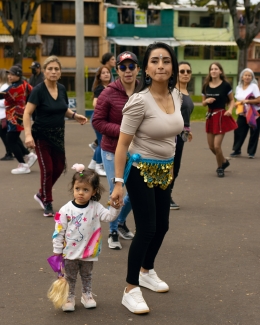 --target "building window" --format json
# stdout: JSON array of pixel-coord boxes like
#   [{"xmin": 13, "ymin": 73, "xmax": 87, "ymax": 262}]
[
  {"xmin": 187, "ymin": 77, "xmax": 195, "ymax": 95},
  {"xmin": 178, "ymin": 11, "xmax": 227, "ymax": 28},
  {"xmin": 118, "ymin": 8, "xmax": 135, "ymax": 24},
  {"xmin": 42, "ymin": 36, "xmax": 75, "ymax": 56},
  {"xmin": 178, "ymin": 11, "xmax": 189, "ymax": 27},
  {"xmin": 4, "ymin": 45, "xmax": 36, "ymax": 58},
  {"xmin": 147, "ymin": 10, "xmax": 160, "ymax": 25},
  {"xmin": 84, "ymin": 2, "xmax": 99, "ymax": 25},
  {"xmin": 41, "ymin": 1, "xmax": 75, "ymax": 24},
  {"xmin": 41, "ymin": 1, "xmax": 99, "ymax": 25},
  {"xmin": 84, "ymin": 38, "xmax": 99, "ymax": 57},
  {"xmin": 254, "ymin": 45, "xmax": 260, "ymax": 59},
  {"xmin": 184, "ymin": 46, "xmax": 200, "ymax": 58}
]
